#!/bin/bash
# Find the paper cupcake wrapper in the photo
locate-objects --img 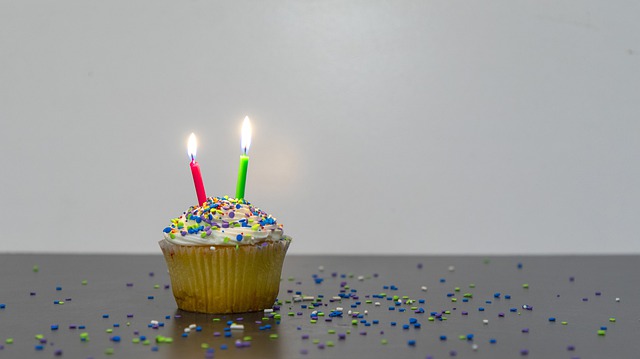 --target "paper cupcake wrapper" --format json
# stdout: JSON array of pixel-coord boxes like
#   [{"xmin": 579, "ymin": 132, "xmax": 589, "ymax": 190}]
[{"xmin": 159, "ymin": 238, "xmax": 290, "ymax": 314}]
